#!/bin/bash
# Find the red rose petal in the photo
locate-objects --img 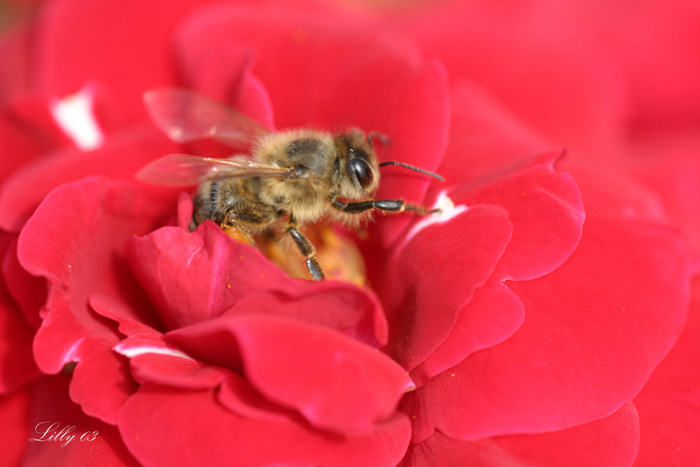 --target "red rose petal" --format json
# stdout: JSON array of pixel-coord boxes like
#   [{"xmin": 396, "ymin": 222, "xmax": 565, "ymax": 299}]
[
  {"xmin": 432, "ymin": 0, "xmax": 700, "ymax": 128},
  {"xmin": 461, "ymin": 151, "xmax": 586, "ymax": 281},
  {"xmin": 226, "ymin": 282, "xmax": 387, "ymax": 348},
  {"xmin": 1, "ymin": 234, "xmax": 44, "ymax": 329},
  {"xmin": 623, "ymin": 129, "xmax": 700, "ymax": 262},
  {"xmin": 173, "ymin": 42, "xmax": 276, "ymax": 132},
  {"xmin": 91, "ymin": 293, "xmax": 232, "ymax": 391},
  {"xmin": 168, "ymin": 314, "xmax": 414, "ymax": 432},
  {"xmin": 401, "ymin": 403, "xmax": 638, "ymax": 467},
  {"xmin": 386, "ymin": 150, "xmax": 584, "ymax": 378},
  {"xmin": 633, "ymin": 275, "xmax": 700, "ymax": 466},
  {"xmin": 34, "ymin": 0, "xmax": 218, "ymax": 122},
  {"xmin": 174, "ymin": 4, "xmax": 450, "ymax": 244},
  {"xmin": 23, "ymin": 374, "xmax": 139, "ymax": 466},
  {"xmin": 408, "ymin": 277, "xmax": 524, "ymax": 387},
  {"xmin": 68, "ymin": 335, "xmax": 138, "ymax": 424},
  {"xmin": 401, "ymin": 431, "xmax": 522, "ymax": 467},
  {"xmin": 404, "ymin": 215, "xmax": 690, "ymax": 441},
  {"xmin": 493, "ymin": 402, "xmax": 639, "ymax": 467},
  {"xmin": 119, "ymin": 383, "xmax": 411, "ymax": 467},
  {"xmin": 127, "ymin": 221, "xmax": 289, "ymax": 329},
  {"xmin": 563, "ymin": 161, "xmax": 668, "ymax": 224},
  {"xmin": 0, "ymin": 24, "xmax": 32, "ymax": 102},
  {"xmin": 373, "ymin": 83, "xmax": 583, "ymax": 381},
  {"xmin": 0, "ymin": 241, "xmax": 45, "ymax": 394},
  {"xmin": 383, "ymin": 205, "xmax": 513, "ymax": 371},
  {"xmin": 0, "ymin": 111, "xmax": 43, "ymax": 184},
  {"xmin": 128, "ymin": 353, "xmax": 228, "ymax": 390},
  {"xmin": 0, "ymin": 126, "xmax": 180, "ymax": 231},
  {"xmin": 436, "ymin": 80, "xmax": 554, "ymax": 188},
  {"xmin": 89, "ymin": 293, "xmax": 163, "ymax": 337},
  {"xmin": 591, "ymin": 0, "xmax": 700, "ymax": 126},
  {"xmin": 237, "ymin": 73, "xmax": 275, "ymax": 132},
  {"xmin": 2, "ymin": 83, "xmax": 130, "ymax": 157},
  {"xmin": 121, "ymin": 290, "xmax": 384, "ymax": 398},
  {"xmin": 218, "ymin": 373, "xmax": 302, "ymax": 425},
  {"xmin": 0, "ymin": 387, "xmax": 31, "ymax": 466},
  {"xmin": 5, "ymin": 94, "xmax": 76, "ymax": 149},
  {"xmin": 388, "ymin": 0, "xmax": 629, "ymax": 150},
  {"xmin": 0, "ymin": 239, "xmax": 40, "ymax": 393},
  {"xmin": 175, "ymin": 191, "xmax": 193, "ymax": 231},
  {"xmin": 17, "ymin": 177, "xmax": 168, "ymax": 422},
  {"xmin": 379, "ymin": 77, "xmax": 584, "ymax": 378},
  {"xmin": 129, "ymin": 219, "xmax": 388, "ymax": 344}
]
